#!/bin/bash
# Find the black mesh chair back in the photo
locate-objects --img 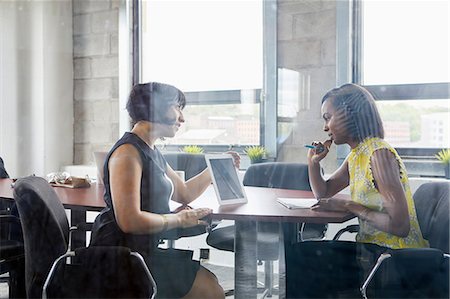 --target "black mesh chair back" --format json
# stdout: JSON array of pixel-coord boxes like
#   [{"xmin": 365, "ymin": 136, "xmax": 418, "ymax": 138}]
[
  {"xmin": 413, "ymin": 182, "xmax": 449, "ymax": 252},
  {"xmin": 0, "ymin": 157, "xmax": 9, "ymax": 178},
  {"xmin": 14, "ymin": 176, "xmax": 156, "ymax": 299},
  {"xmin": 163, "ymin": 153, "xmax": 207, "ymax": 180},
  {"xmin": 243, "ymin": 162, "xmax": 312, "ymax": 191},
  {"xmin": 360, "ymin": 182, "xmax": 450, "ymax": 299},
  {"xmin": 13, "ymin": 176, "xmax": 69, "ymax": 298}
]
